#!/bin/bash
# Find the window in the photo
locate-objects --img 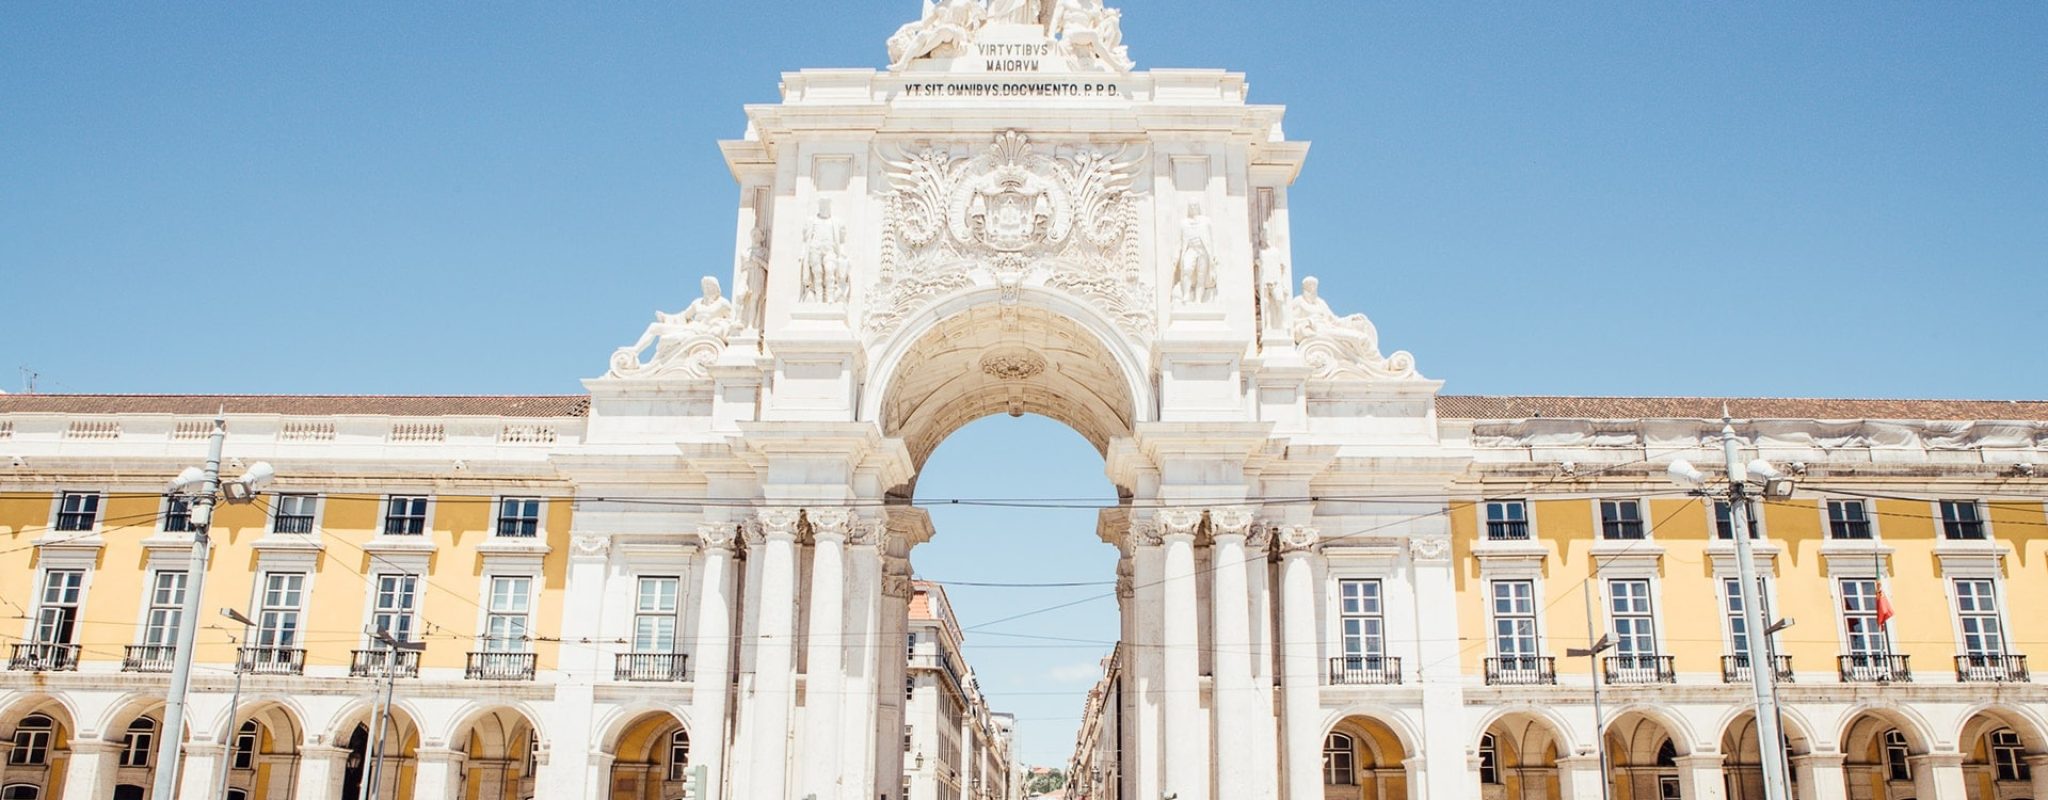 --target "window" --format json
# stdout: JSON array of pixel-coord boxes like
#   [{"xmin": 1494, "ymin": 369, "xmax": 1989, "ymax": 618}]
[
  {"xmin": 1491, "ymin": 580, "xmax": 1540, "ymax": 659},
  {"xmin": 485, "ymin": 576, "xmax": 533, "ymax": 652},
  {"xmin": 1992, "ymin": 729, "xmax": 2030, "ymax": 782},
  {"xmin": 1599, "ymin": 500, "xmax": 1644, "ymax": 540},
  {"xmin": 232, "ymin": 721, "xmax": 258, "ymax": 770},
  {"xmin": 634, "ymin": 577, "xmax": 681, "ymax": 653},
  {"xmin": 1322, "ymin": 733, "xmax": 1356, "ymax": 785},
  {"xmin": 1658, "ymin": 775, "xmax": 1681, "ymax": 800},
  {"xmin": 55, "ymin": 491, "xmax": 100, "ymax": 531},
  {"xmin": 1, "ymin": 786, "xmax": 38, "ymax": 800},
  {"xmin": 1337, "ymin": 579, "xmax": 1383, "ymax": 659},
  {"xmin": 1954, "ymin": 579, "xmax": 2005, "ymax": 656},
  {"xmin": 1839, "ymin": 579, "xmax": 1887, "ymax": 656},
  {"xmin": 372, "ymin": 574, "xmax": 418, "ymax": 643},
  {"xmin": 1722, "ymin": 578, "xmax": 1753, "ymax": 655},
  {"xmin": 272, "ymin": 494, "xmax": 317, "ymax": 534},
  {"xmin": 119, "ymin": 718, "xmax": 155, "ymax": 768},
  {"xmin": 8, "ymin": 715, "xmax": 53, "ymax": 765},
  {"xmin": 1883, "ymin": 729, "xmax": 1911, "ymax": 782},
  {"xmin": 905, "ymin": 676, "xmax": 916, "ymax": 699},
  {"xmin": 666, "ymin": 730, "xmax": 691, "ymax": 781},
  {"xmin": 34, "ymin": 570, "xmax": 84, "ymax": 645},
  {"xmin": 1608, "ymin": 579, "xmax": 1657, "ymax": 658},
  {"xmin": 1485, "ymin": 501, "xmax": 1528, "ymax": 540},
  {"xmin": 163, "ymin": 495, "xmax": 197, "ymax": 533},
  {"xmin": 1478, "ymin": 733, "xmax": 1500, "ymax": 784},
  {"xmin": 383, "ymin": 496, "xmax": 429, "ymax": 535},
  {"xmin": 143, "ymin": 572, "xmax": 188, "ymax": 647},
  {"xmin": 1713, "ymin": 500, "xmax": 1759, "ymax": 540},
  {"xmin": 1827, "ymin": 500, "xmax": 1872, "ymax": 539},
  {"xmin": 1939, "ymin": 500, "xmax": 1986, "ymax": 540},
  {"xmin": 496, "ymin": 497, "xmax": 542, "ymax": 537},
  {"xmin": 256, "ymin": 573, "xmax": 306, "ymax": 650}
]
